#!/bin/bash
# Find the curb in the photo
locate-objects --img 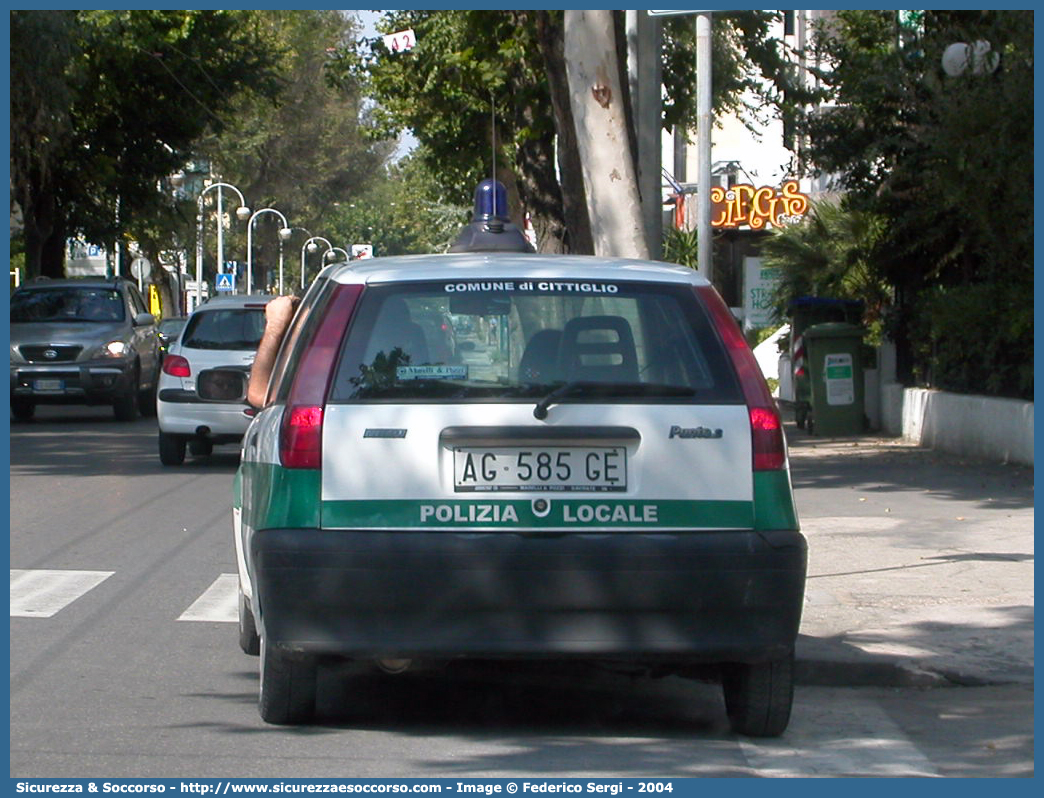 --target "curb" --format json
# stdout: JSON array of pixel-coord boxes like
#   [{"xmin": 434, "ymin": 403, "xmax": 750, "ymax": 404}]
[{"xmin": 794, "ymin": 638, "xmax": 1032, "ymax": 689}]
